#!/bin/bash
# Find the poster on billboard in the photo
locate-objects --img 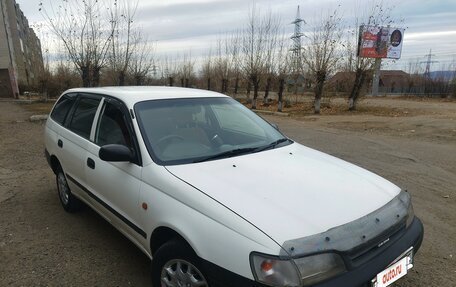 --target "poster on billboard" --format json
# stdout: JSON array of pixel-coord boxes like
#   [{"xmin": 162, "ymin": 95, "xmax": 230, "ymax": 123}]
[{"xmin": 357, "ymin": 25, "xmax": 404, "ymax": 59}]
